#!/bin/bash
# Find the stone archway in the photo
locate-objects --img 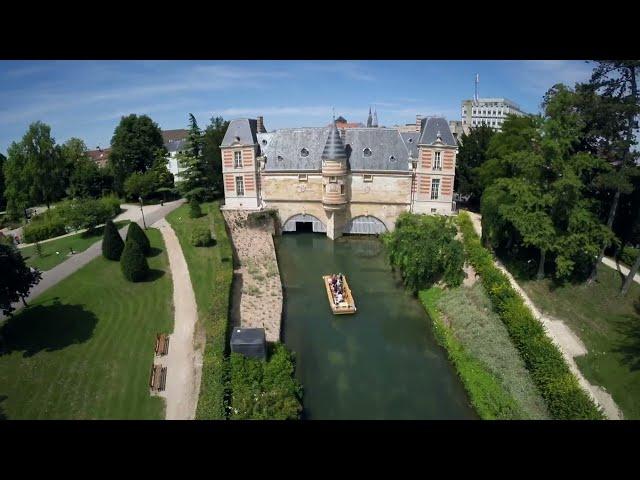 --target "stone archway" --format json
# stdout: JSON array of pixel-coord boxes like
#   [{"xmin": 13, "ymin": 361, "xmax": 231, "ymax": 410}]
[
  {"xmin": 282, "ymin": 213, "xmax": 327, "ymax": 233},
  {"xmin": 343, "ymin": 215, "xmax": 388, "ymax": 235}
]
